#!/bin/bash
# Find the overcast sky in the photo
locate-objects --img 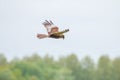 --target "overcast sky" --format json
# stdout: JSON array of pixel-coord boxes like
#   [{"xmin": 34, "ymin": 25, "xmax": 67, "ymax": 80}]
[{"xmin": 0, "ymin": 0, "xmax": 120, "ymax": 61}]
